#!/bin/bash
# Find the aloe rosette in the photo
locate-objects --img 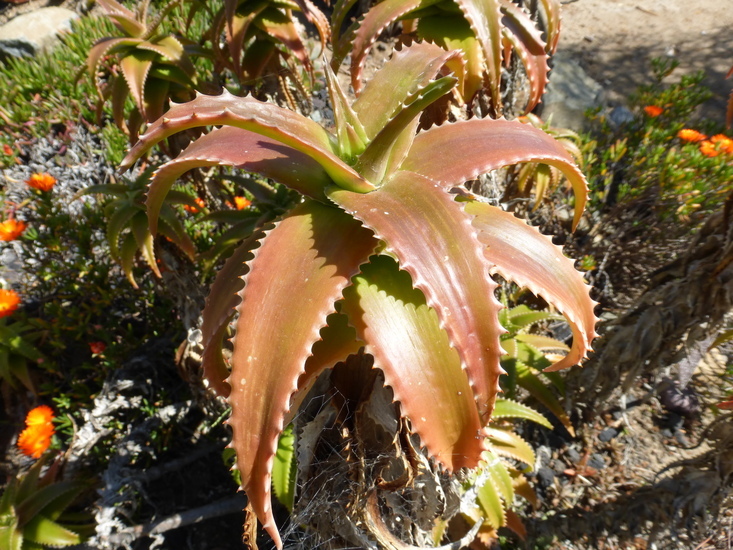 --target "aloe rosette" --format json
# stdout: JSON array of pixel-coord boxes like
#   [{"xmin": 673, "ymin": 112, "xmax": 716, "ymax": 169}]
[
  {"xmin": 121, "ymin": 41, "xmax": 597, "ymax": 548},
  {"xmin": 332, "ymin": 0, "xmax": 561, "ymax": 114}
]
